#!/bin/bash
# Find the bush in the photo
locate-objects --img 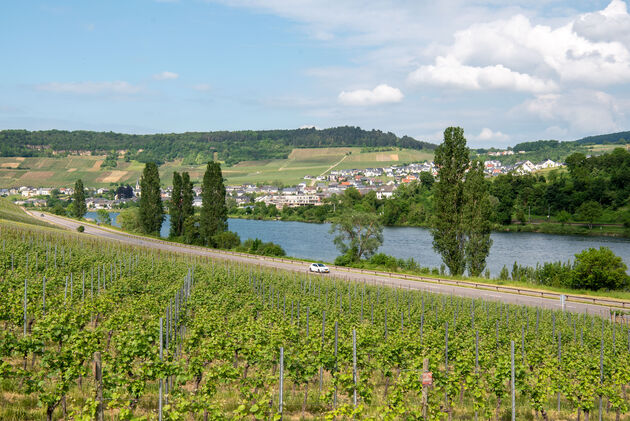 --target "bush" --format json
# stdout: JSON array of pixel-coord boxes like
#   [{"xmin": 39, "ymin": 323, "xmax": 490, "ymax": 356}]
[
  {"xmin": 118, "ymin": 208, "xmax": 142, "ymax": 233},
  {"xmin": 257, "ymin": 242, "xmax": 285, "ymax": 257},
  {"xmin": 76, "ymin": 225, "xmax": 85, "ymax": 233},
  {"xmin": 212, "ymin": 231, "xmax": 241, "ymax": 249},
  {"xmin": 570, "ymin": 247, "xmax": 630, "ymax": 290}
]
